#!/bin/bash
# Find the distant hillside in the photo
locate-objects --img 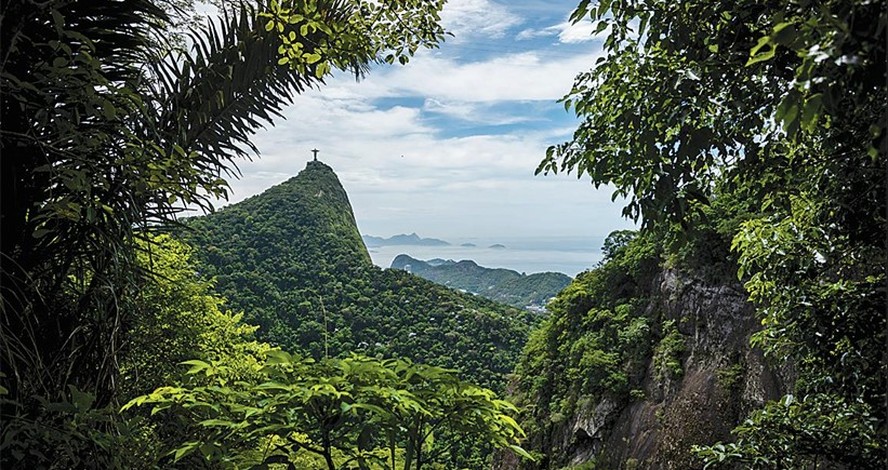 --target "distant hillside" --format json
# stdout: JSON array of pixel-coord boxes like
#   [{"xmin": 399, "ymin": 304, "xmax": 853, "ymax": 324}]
[
  {"xmin": 183, "ymin": 162, "xmax": 535, "ymax": 390},
  {"xmin": 391, "ymin": 254, "xmax": 572, "ymax": 310},
  {"xmin": 363, "ymin": 232, "xmax": 450, "ymax": 247}
]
